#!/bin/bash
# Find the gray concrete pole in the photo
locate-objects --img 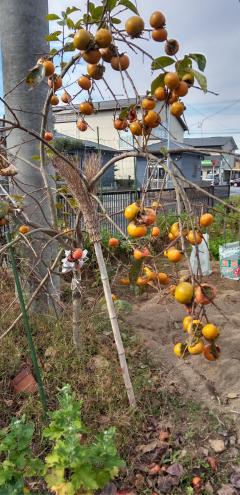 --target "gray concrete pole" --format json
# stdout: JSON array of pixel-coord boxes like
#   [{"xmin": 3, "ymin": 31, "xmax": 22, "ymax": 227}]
[{"xmin": 0, "ymin": 0, "xmax": 59, "ymax": 311}]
